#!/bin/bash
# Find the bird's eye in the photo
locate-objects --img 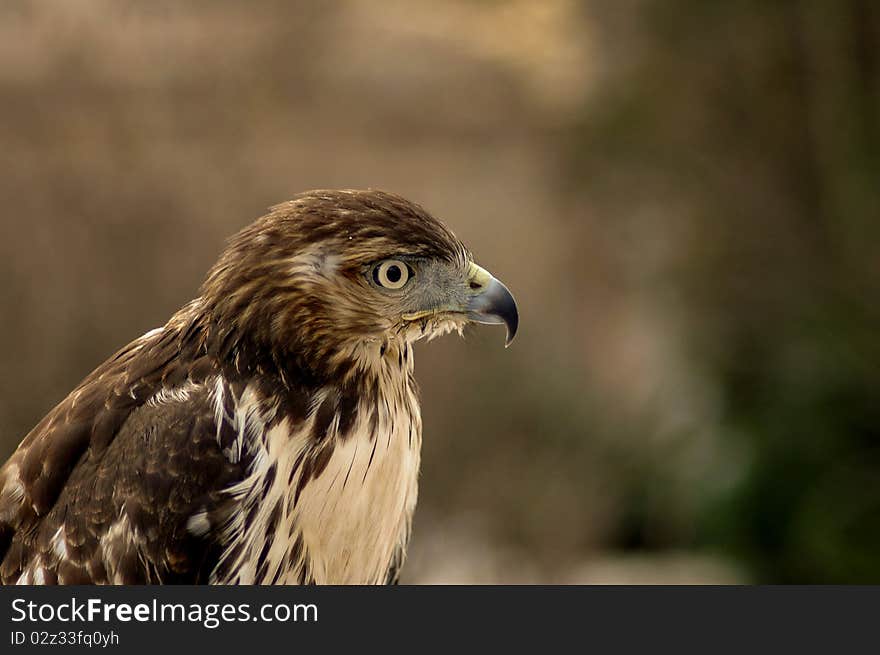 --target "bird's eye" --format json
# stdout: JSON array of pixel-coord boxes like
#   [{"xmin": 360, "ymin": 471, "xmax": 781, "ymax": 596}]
[{"xmin": 372, "ymin": 260, "xmax": 412, "ymax": 290}]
